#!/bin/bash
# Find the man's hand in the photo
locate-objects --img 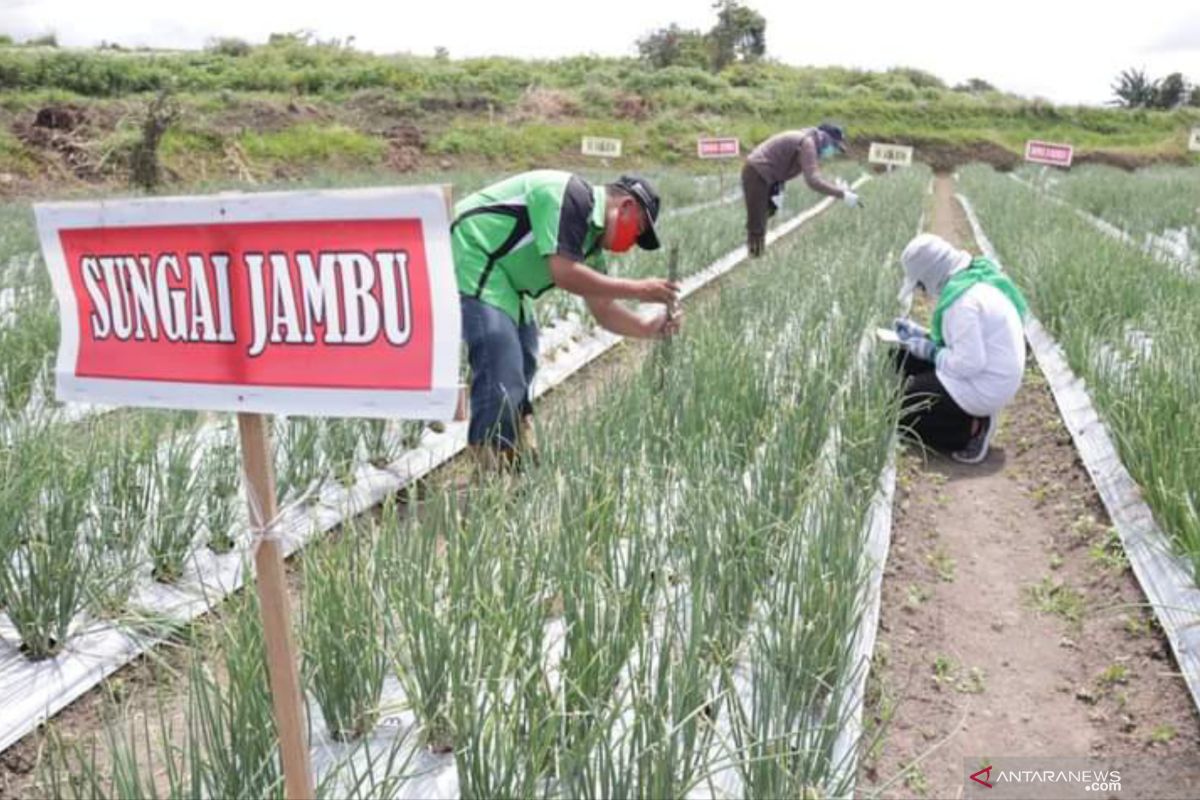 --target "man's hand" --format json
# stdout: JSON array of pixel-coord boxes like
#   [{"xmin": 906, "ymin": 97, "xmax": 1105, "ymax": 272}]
[
  {"xmin": 646, "ymin": 307, "xmax": 684, "ymax": 339},
  {"xmin": 632, "ymin": 278, "xmax": 680, "ymax": 305}
]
